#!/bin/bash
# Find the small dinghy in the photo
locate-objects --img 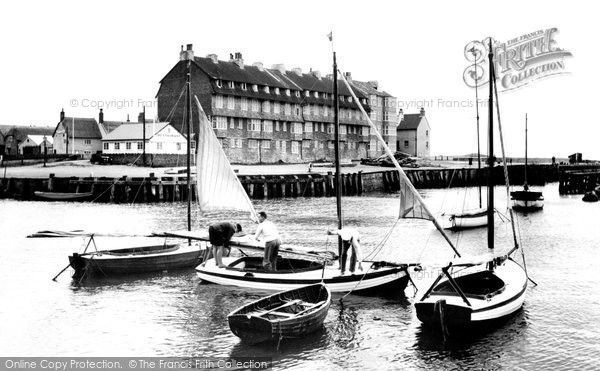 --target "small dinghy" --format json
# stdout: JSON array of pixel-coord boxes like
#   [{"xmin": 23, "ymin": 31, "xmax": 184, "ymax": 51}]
[
  {"xmin": 34, "ymin": 191, "xmax": 93, "ymax": 201},
  {"xmin": 228, "ymin": 283, "xmax": 331, "ymax": 344}
]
